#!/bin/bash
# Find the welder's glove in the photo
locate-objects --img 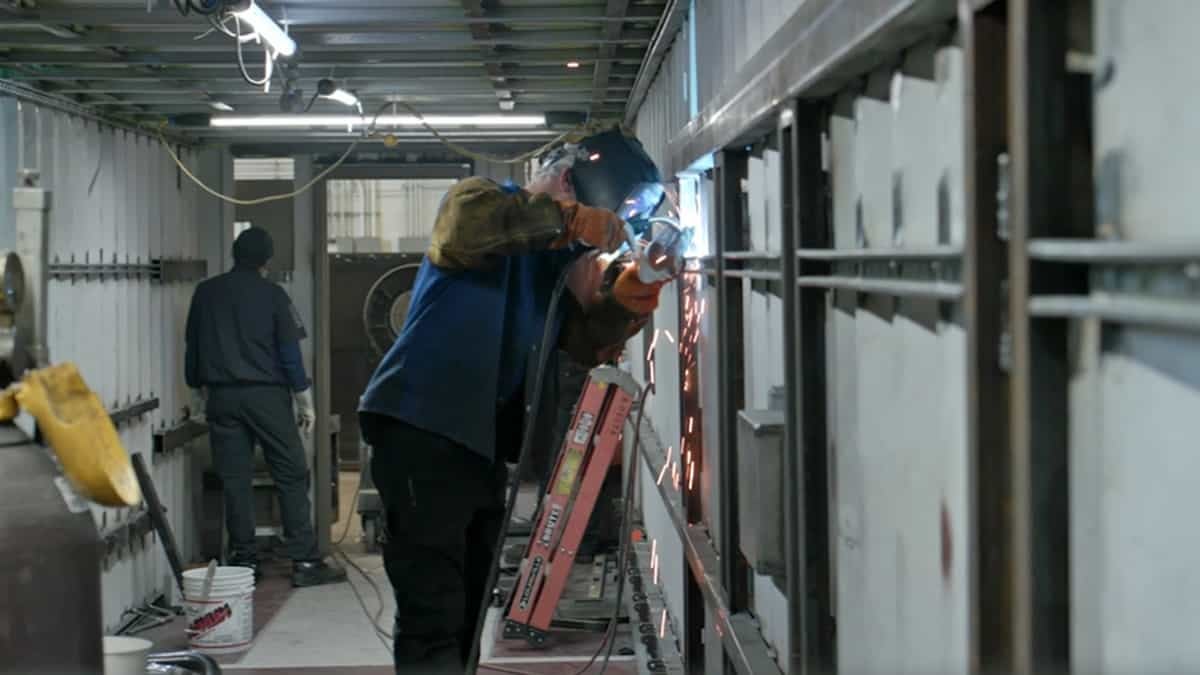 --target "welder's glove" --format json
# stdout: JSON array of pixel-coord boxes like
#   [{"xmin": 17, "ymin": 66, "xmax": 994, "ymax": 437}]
[
  {"xmin": 189, "ymin": 387, "xmax": 207, "ymax": 421},
  {"xmin": 15, "ymin": 362, "xmax": 141, "ymax": 507},
  {"xmin": 294, "ymin": 387, "xmax": 316, "ymax": 436},
  {"xmin": 612, "ymin": 263, "xmax": 667, "ymax": 315},
  {"xmin": 559, "ymin": 201, "xmax": 625, "ymax": 253}
]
